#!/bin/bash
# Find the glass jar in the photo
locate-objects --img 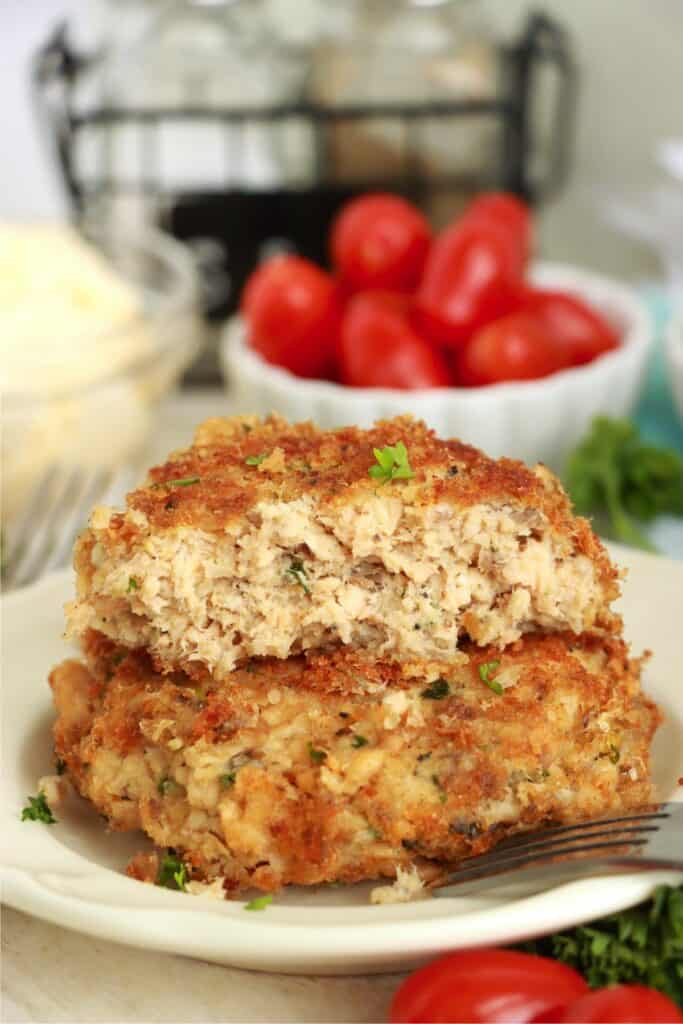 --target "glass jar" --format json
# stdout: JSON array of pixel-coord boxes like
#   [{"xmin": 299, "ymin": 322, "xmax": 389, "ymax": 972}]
[{"xmin": 309, "ymin": 0, "xmax": 499, "ymax": 222}]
